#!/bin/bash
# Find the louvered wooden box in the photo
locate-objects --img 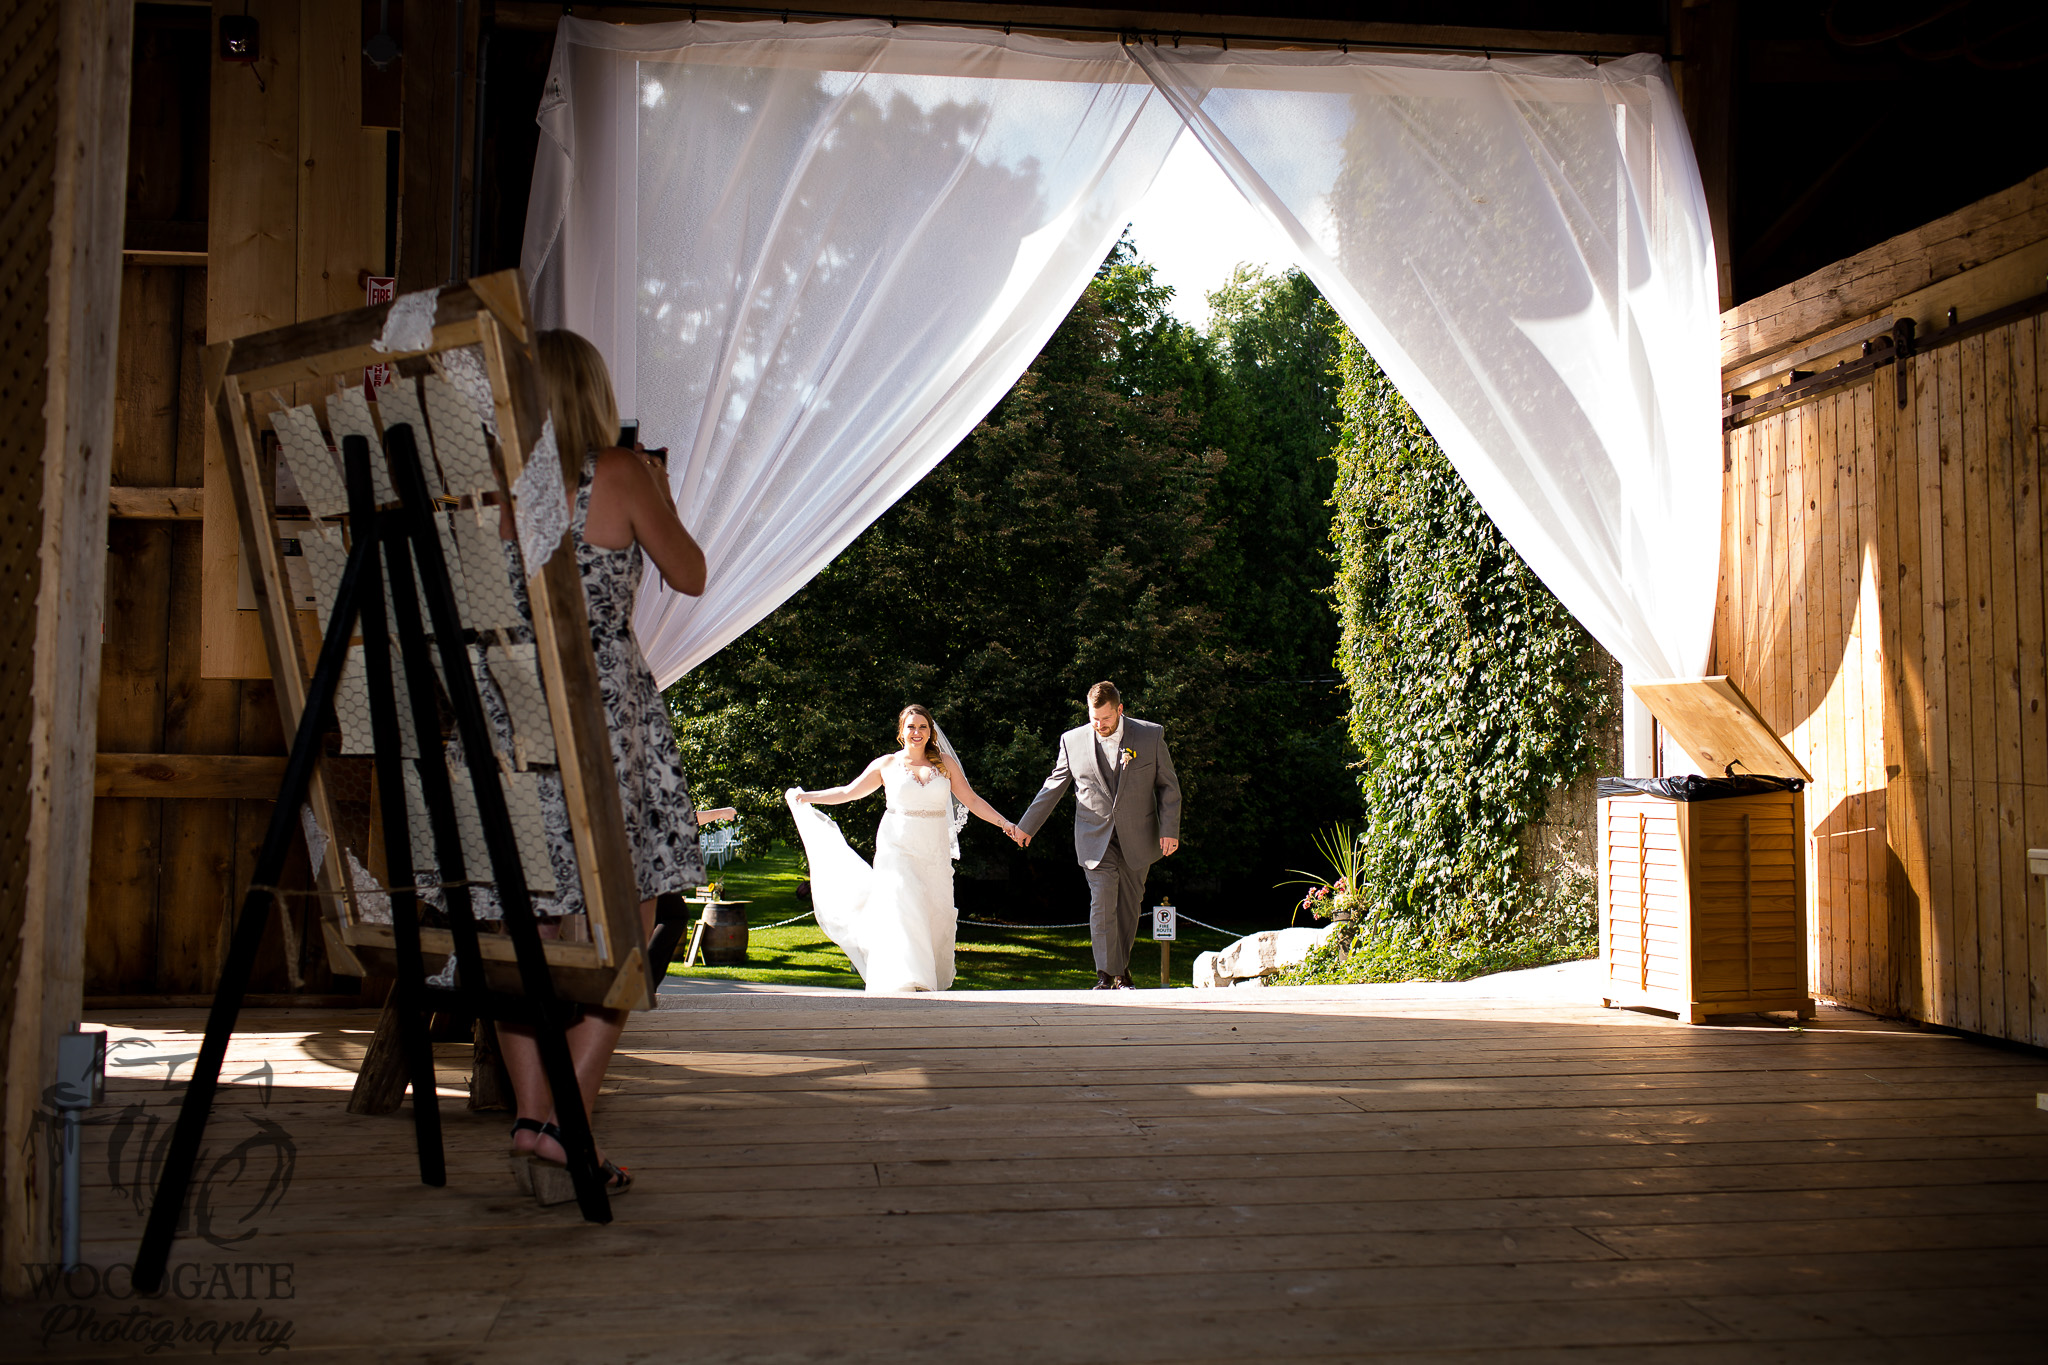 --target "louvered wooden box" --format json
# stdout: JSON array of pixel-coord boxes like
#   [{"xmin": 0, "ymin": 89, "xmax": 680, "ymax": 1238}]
[{"xmin": 1598, "ymin": 677, "xmax": 1816, "ymax": 1025}]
